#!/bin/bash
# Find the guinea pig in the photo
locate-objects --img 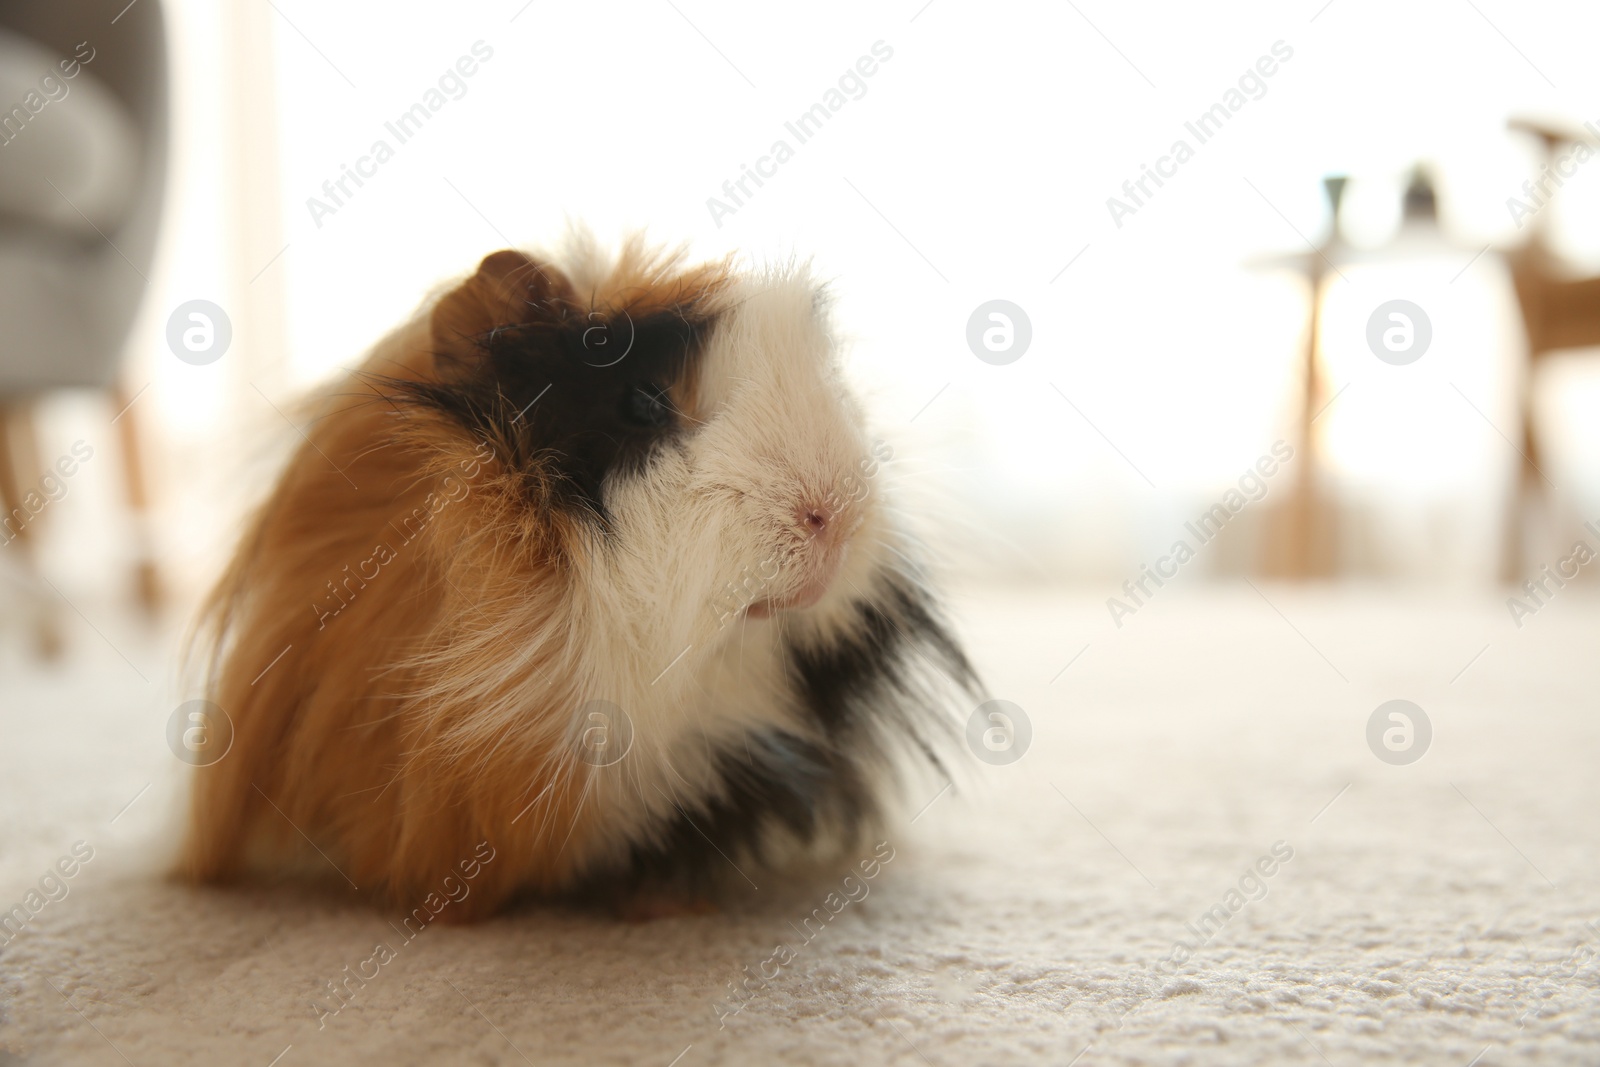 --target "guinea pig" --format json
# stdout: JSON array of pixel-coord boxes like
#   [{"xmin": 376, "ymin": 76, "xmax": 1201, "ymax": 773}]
[{"xmin": 180, "ymin": 234, "xmax": 981, "ymax": 921}]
